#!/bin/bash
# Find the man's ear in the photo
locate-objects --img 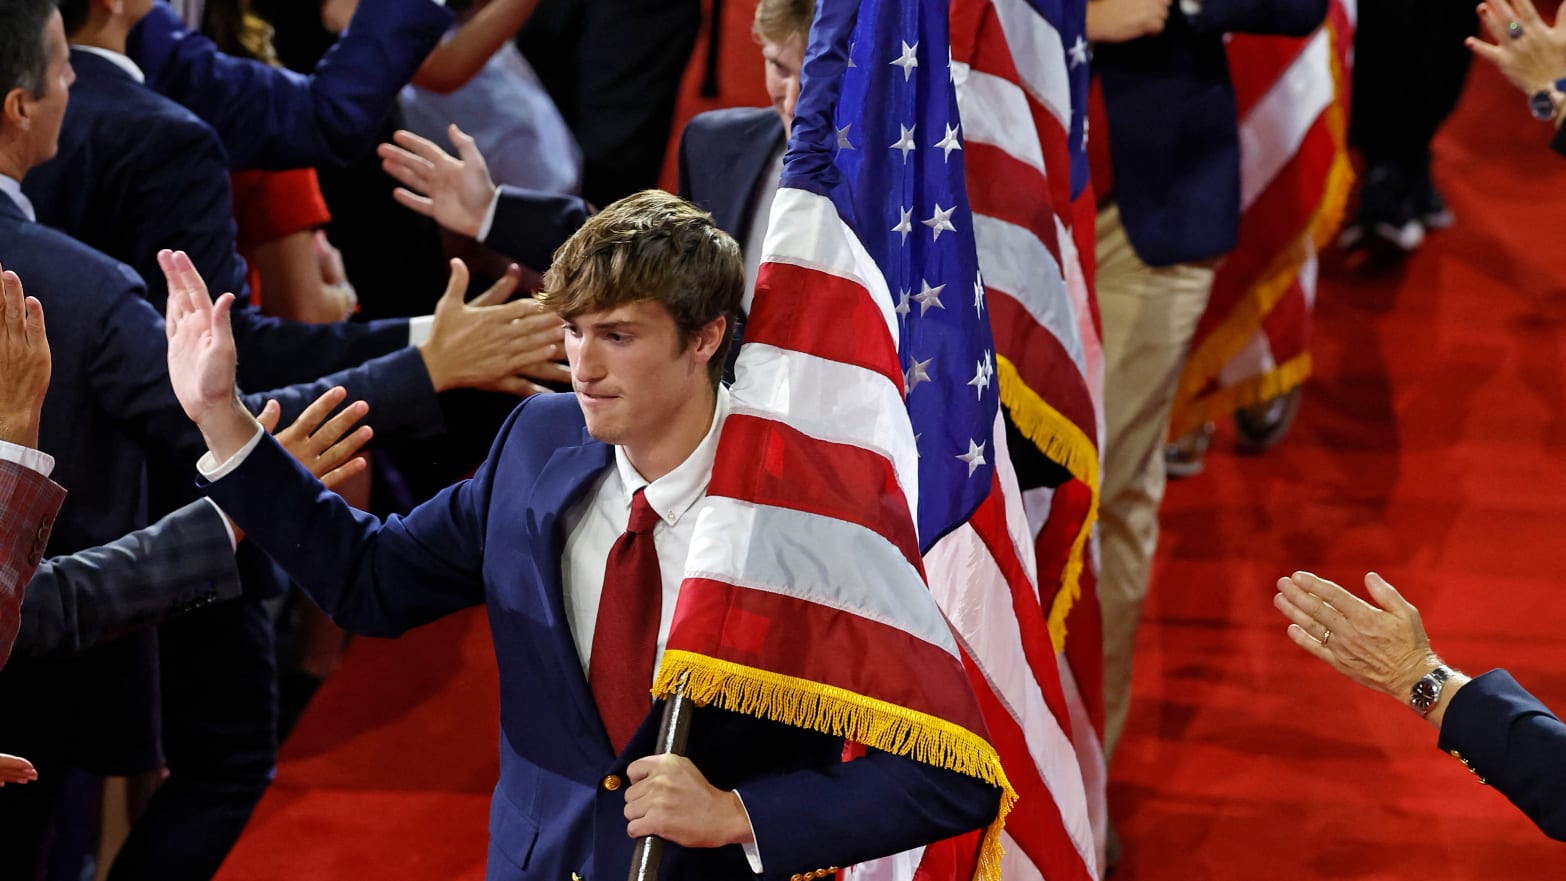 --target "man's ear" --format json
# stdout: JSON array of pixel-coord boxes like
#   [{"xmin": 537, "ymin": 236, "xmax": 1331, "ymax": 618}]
[
  {"xmin": 694, "ymin": 314, "xmax": 728, "ymax": 363},
  {"xmin": 2, "ymin": 88, "xmax": 32, "ymax": 134}
]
